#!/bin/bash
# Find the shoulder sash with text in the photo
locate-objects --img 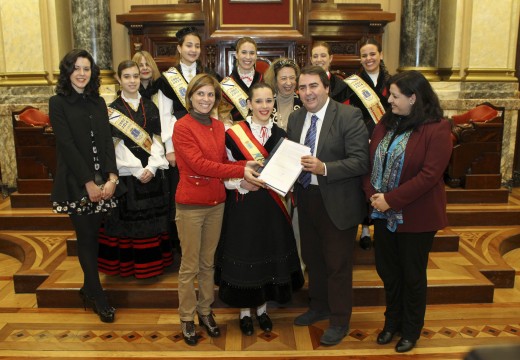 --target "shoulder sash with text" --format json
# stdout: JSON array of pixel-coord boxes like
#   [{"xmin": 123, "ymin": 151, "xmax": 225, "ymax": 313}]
[
  {"xmin": 344, "ymin": 74, "xmax": 385, "ymax": 124},
  {"xmin": 163, "ymin": 67, "xmax": 188, "ymax": 110},
  {"xmin": 108, "ymin": 107, "xmax": 153, "ymax": 154},
  {"xmin": 220, "ymin": 76, "xmax": 249, "ymax": 119}
]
